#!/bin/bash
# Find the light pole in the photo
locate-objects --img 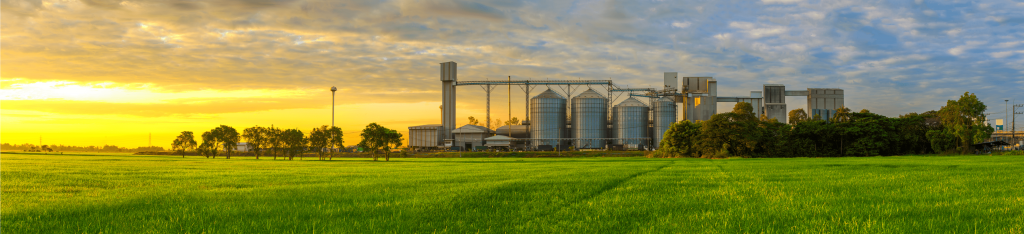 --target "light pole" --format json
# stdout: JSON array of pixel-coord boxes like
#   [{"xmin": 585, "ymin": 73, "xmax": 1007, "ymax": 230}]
[
  {"xmin": 331, "ymin": 86, "xmax": 337, "ymax": 127},
  {"xmin": 1014, "ymin": 103, "xmax": 1023, "ymax": 149}
]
